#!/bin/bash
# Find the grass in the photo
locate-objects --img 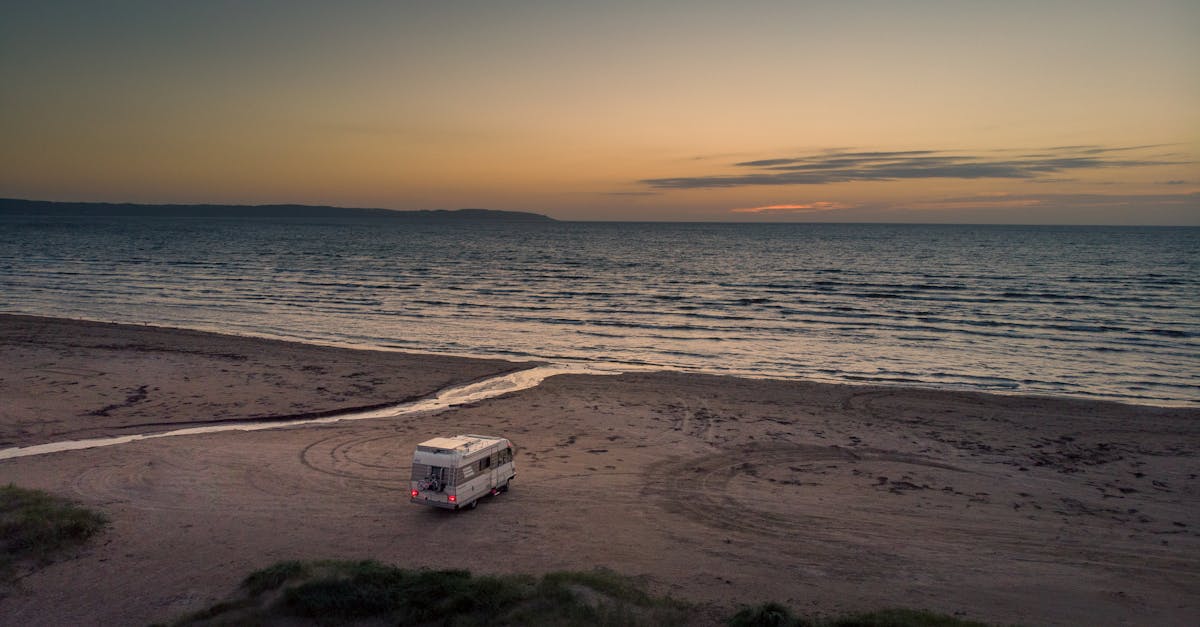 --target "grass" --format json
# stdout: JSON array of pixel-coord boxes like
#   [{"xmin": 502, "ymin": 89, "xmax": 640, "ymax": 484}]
[
  {"xmin": 823, "ymin": 608, "xmax": 990, "ymax": 626},
  {"xmin": 728, "ymin": 601, "xmax": 799, "ymax": 626},
  {"xmin": 727, "ymin": 603, "xmax": 990, "ymax": 627},
  {"xmin": 0, "ymin": 484, "xmax": 108, "ymax": 579},
  {"xmin": 173, "ymin": 560, "xmax": 991, "ymax": 627},
  {"xmin": 242, "ymin": 560, "xmax": 310, "ymax": 595},
  {"xmin": 173, "ymin": 560, "xmax": 689, "ymax": 626}
]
